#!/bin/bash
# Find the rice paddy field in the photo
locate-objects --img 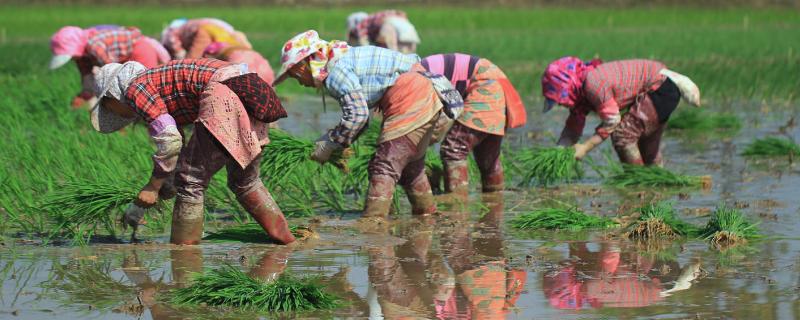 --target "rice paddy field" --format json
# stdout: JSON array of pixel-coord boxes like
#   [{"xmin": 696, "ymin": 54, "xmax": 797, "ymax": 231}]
[{"xmin": 1, "ymin": 3, "xmax": 800, "ymax": 319}]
